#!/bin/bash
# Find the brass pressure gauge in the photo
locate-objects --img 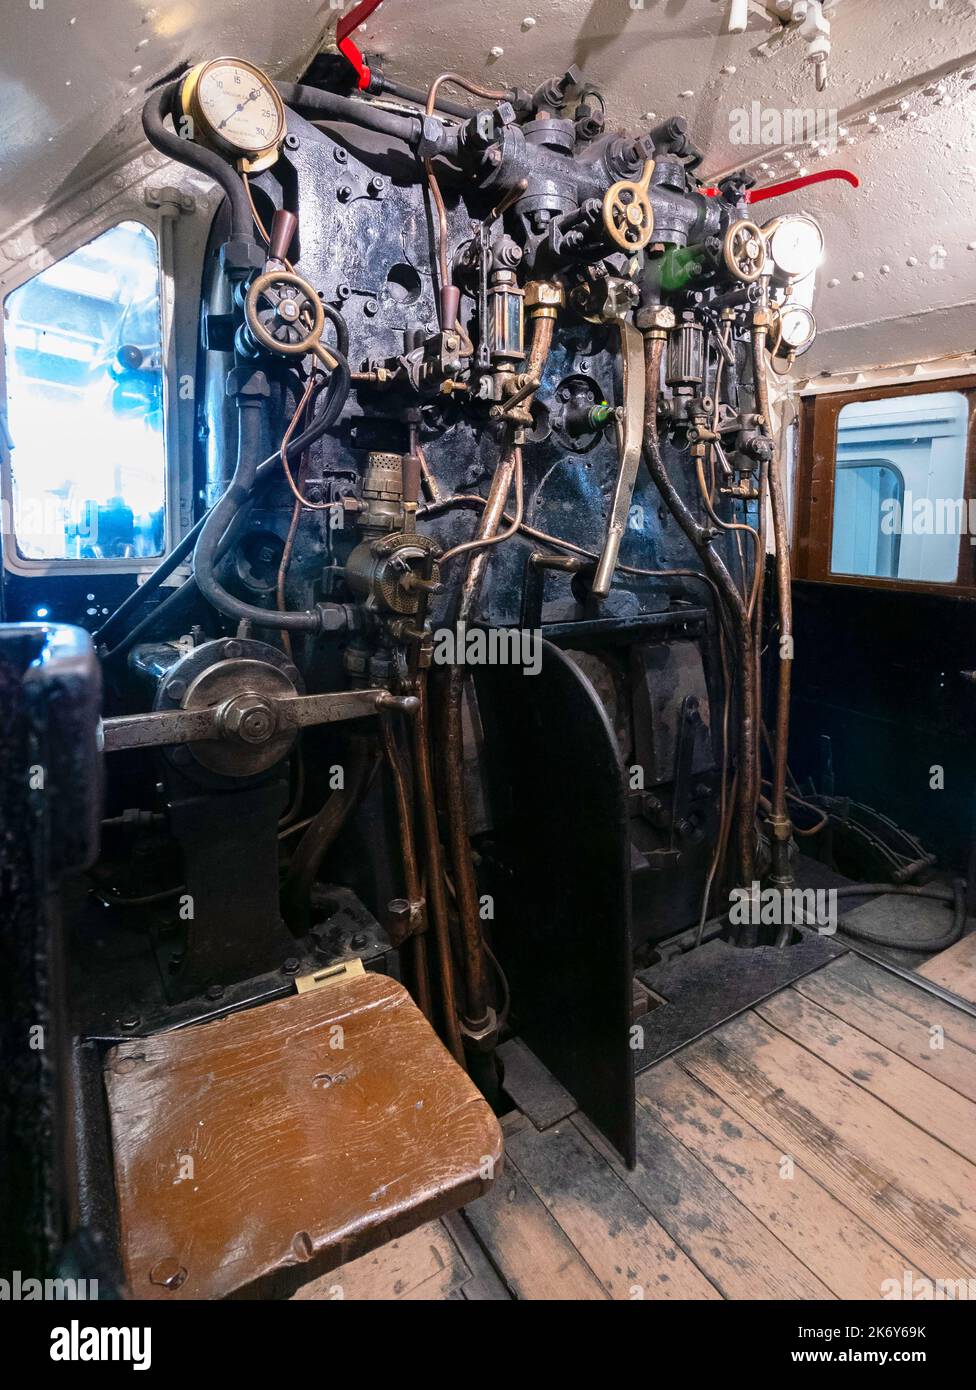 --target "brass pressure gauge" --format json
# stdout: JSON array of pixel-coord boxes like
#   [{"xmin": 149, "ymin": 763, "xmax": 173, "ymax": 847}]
[
  {"xmin": 180, "ymin": 57, "xmax": 286, "ymax": 172},
  {"xmin": 763, "ymin": 214, "xmax": 824, "ymax": 283},
  {"xmin": 773, "ymin": 302, "xmax": 817, "ymax": 357}
]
